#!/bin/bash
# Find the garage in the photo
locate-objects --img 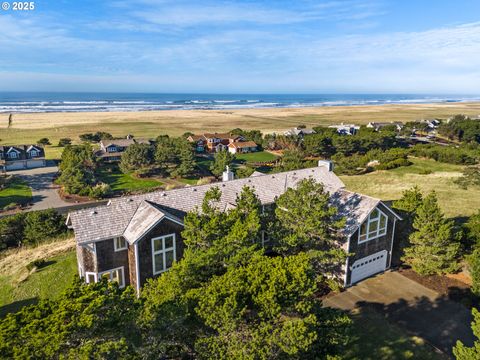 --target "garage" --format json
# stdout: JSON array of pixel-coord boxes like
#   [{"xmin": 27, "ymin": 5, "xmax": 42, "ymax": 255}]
[
  {"xmin": 6, "ymin": 161, "xmax": 25, "ymax": 171},
  {"xmin": 27, "ymin": 160, "xmax": 45, "ymax": 169},
  {"xmin": 350, "ymin": 250, "xmax": 388, "ymax": 284}
]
